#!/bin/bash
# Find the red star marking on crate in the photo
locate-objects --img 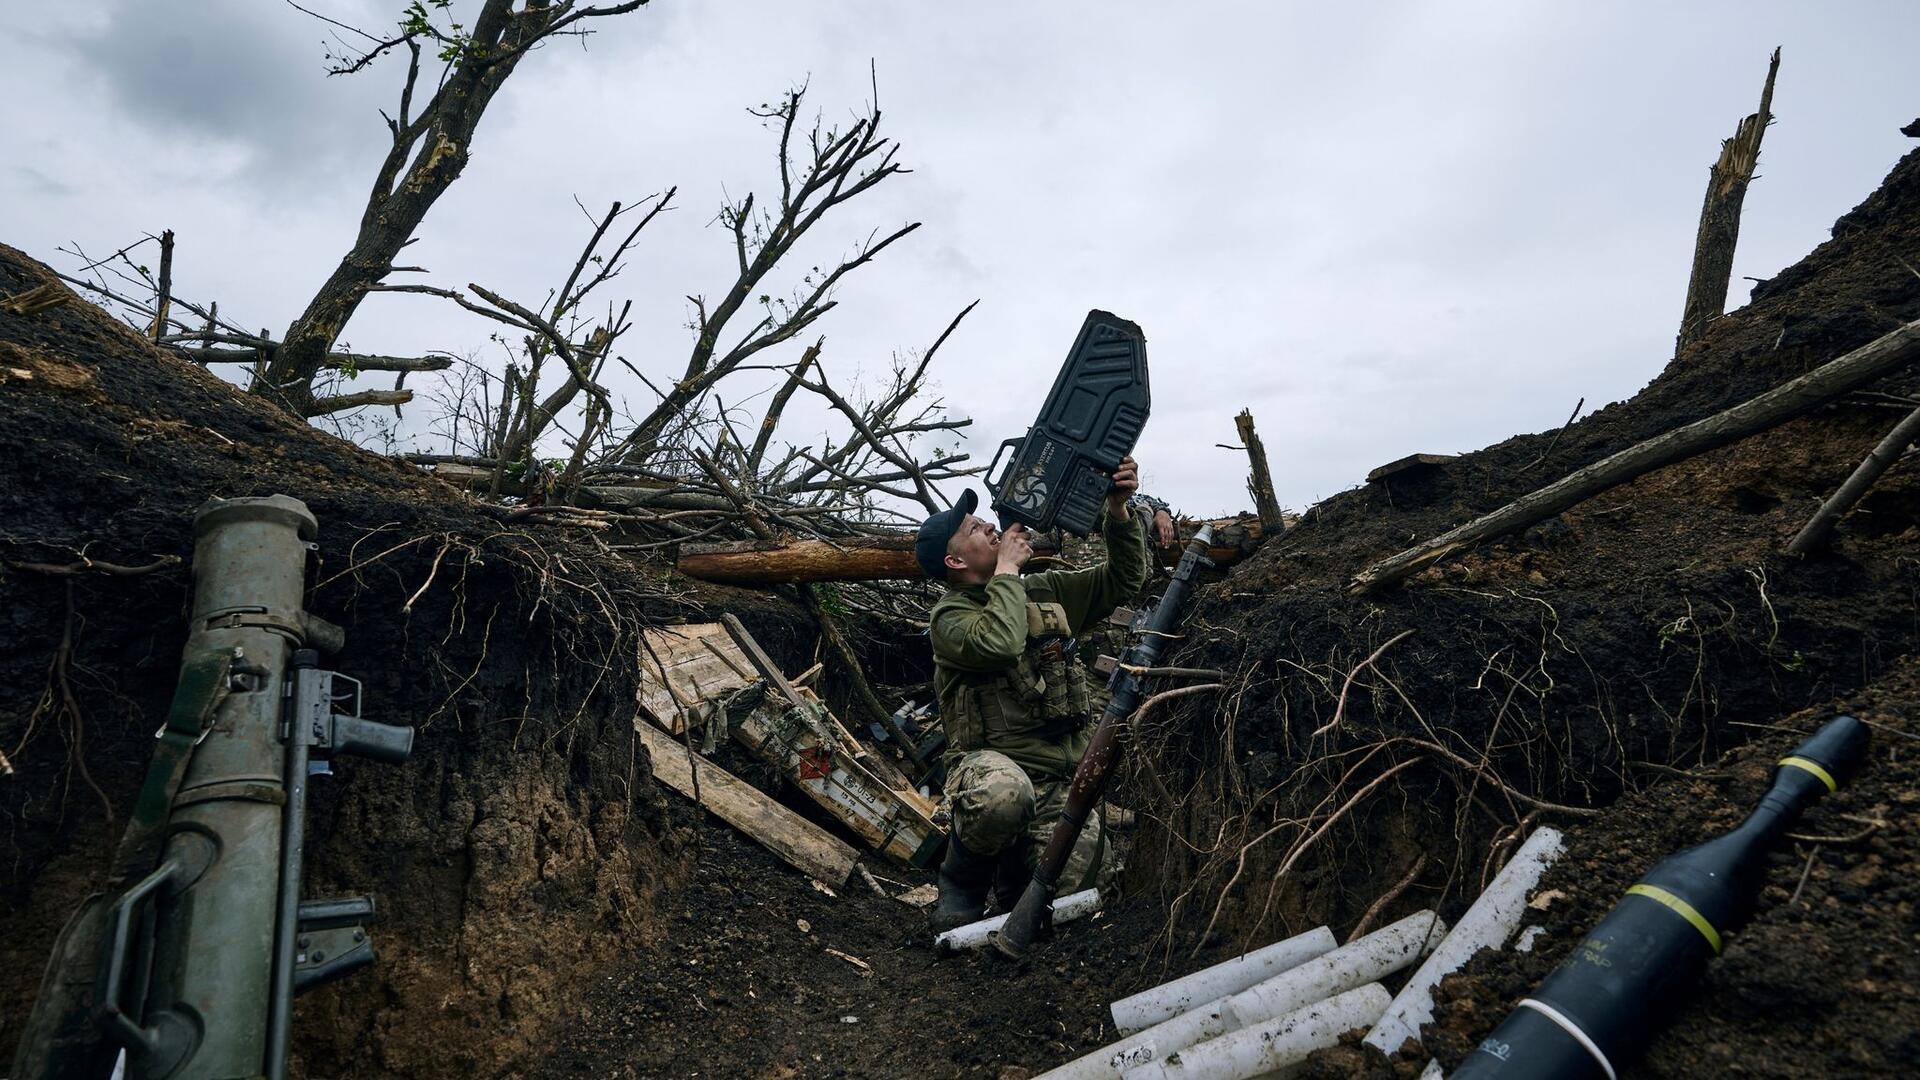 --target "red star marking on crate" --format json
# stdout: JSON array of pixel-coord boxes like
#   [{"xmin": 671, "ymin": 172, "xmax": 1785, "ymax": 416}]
[{"xmin": 797, "ymin": 747, "xmax": 833, "ymax": 780}]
